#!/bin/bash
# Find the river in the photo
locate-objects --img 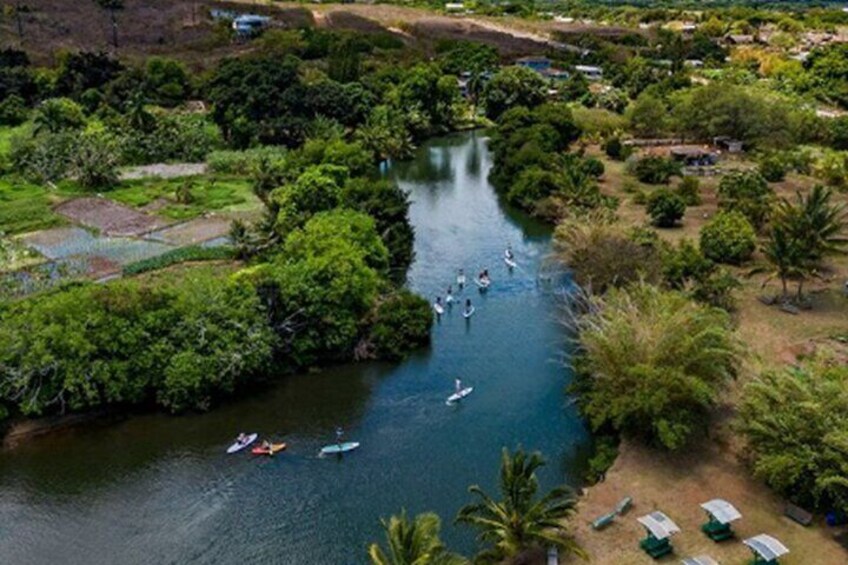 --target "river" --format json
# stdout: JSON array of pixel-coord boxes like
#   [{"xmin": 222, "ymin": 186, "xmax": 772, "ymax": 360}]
[{"xmin": 0, "ymin": 131, "xmax": 590, "ymax": 565}]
